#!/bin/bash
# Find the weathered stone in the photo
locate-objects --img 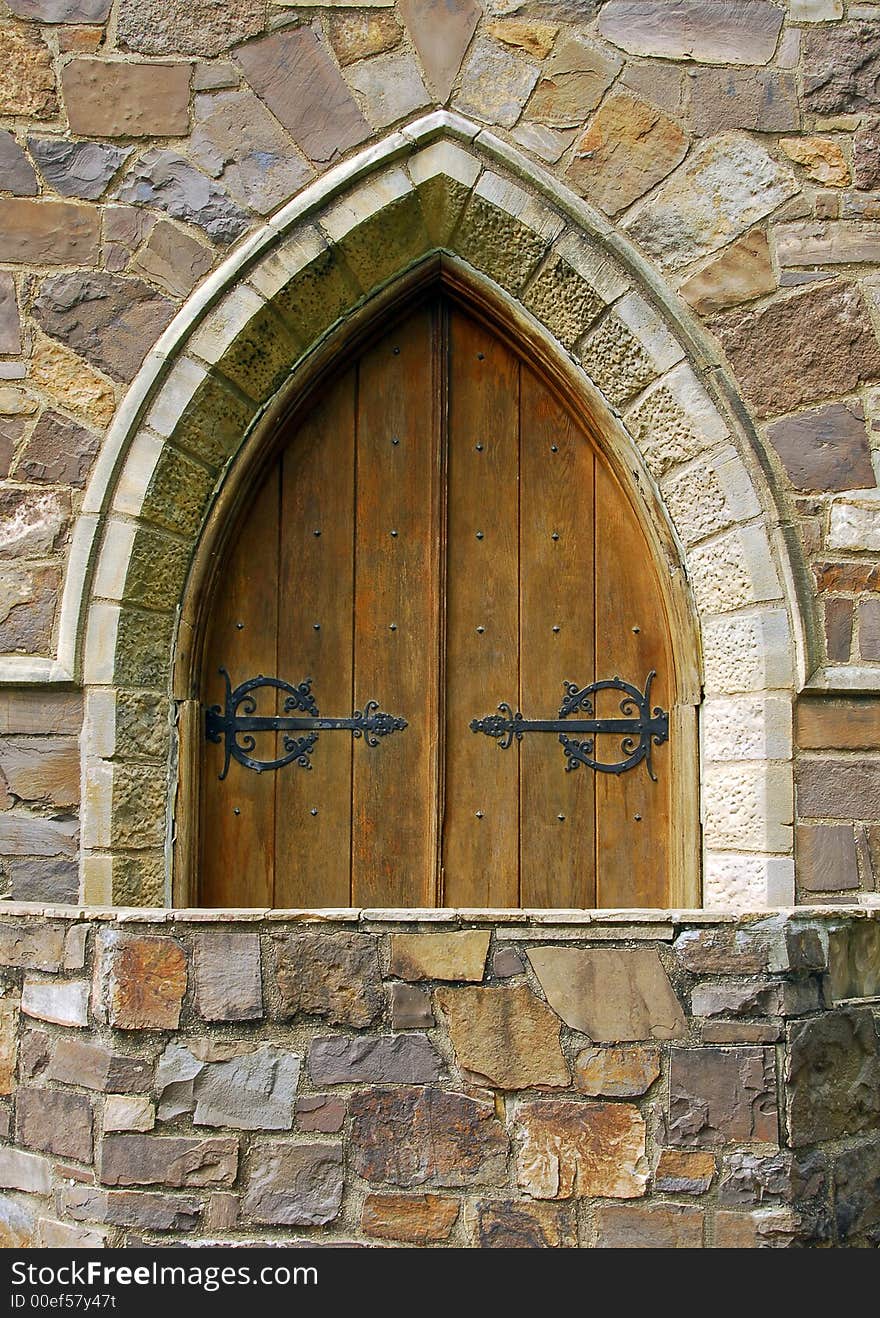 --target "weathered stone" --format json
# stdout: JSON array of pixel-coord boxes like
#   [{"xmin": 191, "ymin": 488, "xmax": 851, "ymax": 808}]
[
  {"xmin": 7, "ymin": 1, "xmax": 111, "ymax": 18},
  {"xmin": 487, "ymin": 19, "xmax": 558, "ymax": 61},
  {"xmin": 854, "ymin": 117, "xmax": 880, "ymax": 190},
  {"xmin": 689, "ymin": 69, "xmax": 798, "ymax": 136},
  {"xmin": 797, "ymin": 758, "xmax": 880, "ymax": 820},
  {"xmin": 29, "ymin": 138, "xmax": 131, "ymax": 201},
  {"xmin": 595, "ymin": 1202, "xmax": 704, "ymax": 1247},
  {"xmin": 708, "ymin": 283, "xmax": 880, "ymax": 419},
  {"xmin": 37, "ymin": 1218, "xmax": 108, "ymax": 1249},
  {"xmin": 719, "ymin": 1148, "xmax": 826, "ymax": 1208},
  {"xmin": 110, "ymin": 764, "xmax": 167, "ymax": 848},
  {"xmin": 0, "ymin": 488, "xmax": 68, "ymax": 558},
  {"xmin": 690, "ymin": 979, "xmax": 801, "ymax": 1020},
  {"xmin": 16, "ymin": 1086, "xmax": 92, "ymax": 1163},
  {"xmin": 827, "ymin": 921, "xmax": 880, "ymax": 1001},
  {"xmin": 235, "ymin": 28, "xmax": 370, "ymax": 165},
  {"xmin": 828, "ymin": 496, "xmax": 880, "ymax": 553},
  {"xmin": 527, "ymin": 947, "xmax": 686, "ymax": 1042},
  {"xmin": 436, "ymin": 985, "xmax": 569, "ymax": 1090},
  {"xmin": 0, "ymin": 275, "xmax": 20, "ymax": 357},
  {"xmin": 456, "ymin": 36, "xmax": 540, "ymax": 128},
  {"xmin": 189, "ymin": 90, "xmax": 312, "ymax": 217},
  {"xmin": 244, "ymin": 1143, "xmax": 343, "ymax": 1226},
  {"xmin": 155, "ymin": 1041, "xmax": 202, "ymax": 1119},
  {"xmin": 655, "ymin": 1148, "xmax": 716, "ymax": 1194},
  {"xmin": 138, "ymin": 446, "xmax": 215, "ymax": 541},
  {"xmin": 295, "ymin": 1095, "xmax": 346, "ymax": 1134},
  {"xmin": 787, "ymin": 1008, "xmax": 880, "ymax": 1146},
  {"xmin": 492, "ymin": 947, "xmax": 525, "ymax": 978},
  {"xmin": 668, "ymin": 1047, "xmax": 778, "ymax": 1148},
  {"xmin": 346, "ymin": 49, "xmax": 429, "ymax": 129},
  {"xmin": 7, "ymin": 860, "xmax": 76, "ymax": 905},
  {"xmin": 598, "ymin": 1, "xmax": 784, "ymax": 64},
  {"xmin": 309, "ymin": 1034, "xmax": 443, "ymax": 1086},
  {"xmin": 0, "ymin": 198, "xmax": 100, "ymax": 265},
  {"xmin": 30, "ymin": 335, "xmax": 116, "ymax": 428},
  {"xmin": 274, "ymin": 931, "xmax": 383, "ymax": 1027},
  {"xmin": 63, "ymin": 59, "xmax": 191, "ymax": 138},
  {"xmin": 0, "ymin": 802, "xmax": 75, "ymax": 852},
  {"xmin": 0, "ymin": 1000, "xmax": 17, "ymax": 1095},
  {"xmin": 329, "ymin": 10, "xmax": 402, "ymax": 66},
  {"xmin": 21, "ymin": 977, "xmax": 89, "ymax": 1028},
  {"xmin": 34, "ymin": 272, "xmax": 174, "ymax": 385},
  {"xmin": 825, "ymin": 597, "xmax": 853, "ymax": 662},
  {"xmin": 775, "ymin": 220, "xmax": 880, "ymax": 266},
  {"xmin": 101, "ymin": 1134, "xmax": 238, "ymax": 1188},
  {"xmin": 103, "ymin": 1095, "xmax": 155, "ymax": 1133},
  {"xmin": 567, "ymin": 91, "xmax": 687, "ymax": 216},
  {"xmin": 780, "ymin": 138, "xmax": 850, "ymax": 187},
  {"xmin": 0, "ymin": 737, "xmax": 78, "ymax": 808},
  {"xmin": 193, "ymin": 931, "xmax": 262, "ymax": 1022},
  {"xmin": 61, "ymin": 1185, "xmax": 200, "ymax": 1232},
  {"xmin": 0, "ymin": 1146, "xmax": 51, "ymax": 1195},
  {"xmin": 514, "ymin": 1099, "xmax": 647, "ymax": 1200},
  {"xmin": 100, "ymin": 931, "xmax": 187, "ymax": 1030},
  {"xmin": 797, "ymin": 824, "xmax": 861, "ymax": 894},
  {"xmin": 117, "ymin": 150, "xmax": 252, "ymax": 245},
  {"xmin": 215, "ymin": 302, "xmax": 299, "ymax": 403},
  {"xmin": 678, "ymin": 231, "xmax": 776, "ymax": 316},
  {"xmin": 18, "ymin": 1030, "xmax": 49, "ymax": 1083},
  {"xmin": 0, "ymin": 922, "xmax": 64, "ymax": 971},
  {"xmin": 631, "ymin": 131, "xmax": 798, "ymax": 267},
  {"xmin": 389, "ymin": 982, "xmax": 434, "ymax": 1030},
  {"xmin": 833, "ymin": 1140, "xmax": 880, "ymax": 1243},
  {"xmin": 574, "ymin": 1045, "xmax": 661, "ymax": 1098},
  {"xmin": 192, "ymin": 1047, "xmax": 301, "ymax": 1131},
  {"xmin": 15, "ymin": 411, "xmax": 100, "ymax": 488},
  {"xmin": 390, "ymin": 930, "xmax": 489, "ymax": 982},
  {"xmin": 0, "ymin": 25, "xmax": 56, "ymax": 117},
  {"xmin": 119, "ymin": 526, "xmax": 188, "ymax": 610},
  {"xmin": 860, "ymin": 599, "xmax": 880, "ymax": 661},
  {"xmin": 0, "ymin": 130, "xmax": 37, "ymax": 195},
  {"xmin": 474, "ymin": 1199, "xmax": 576, "ymax": 1248},
  {"xmin": 117, "ymin": 0, "xmax": 264, "ymax": 57},
  {"xmin": 363, "ymin": 1192, "xmax": 459, "ymax": 1244},
  {"xmin": 349, "ymin": 1087, "xmax": 509, "ymax": 1188},
  {"xmin": 526, "ymin": 35, "xmax": 621, "ymax": 128},
  {"xmin": 802, "ymin": 23, "xmax": 880, "ymax": 115}
]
